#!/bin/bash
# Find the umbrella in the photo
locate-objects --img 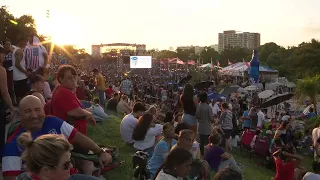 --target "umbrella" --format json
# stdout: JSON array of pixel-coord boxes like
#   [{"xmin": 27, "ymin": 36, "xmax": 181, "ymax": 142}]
[
  {"xmin": 303, "ymin": 103, "xmax": 320, "ymax": 115},
  {"xmin": 244, "ymin": 85, "xmax": 260, "ymax": 91},
  {"xmin": 220, "ymin": 85, "xmax": 240, "ymax": 96},
  {"xmin": 258, "ymin": 90, "xmax": 274, "ymax": 99},
  {"xmin": 194, "ymin": 81, "xmax": 213, "ymax": 90},
  {"xmin": 237, "ymin": 87, "xmax": 247, "ymax": 93},
  {"xmin": 260, "ymin": 93, "xmax": 294, "ymax": 108},
  {"xmin": 208, "ymin": 93, "xmax": 225, "ymax": 101},
  {"xmin": 178, "ymin": 75, "xmax": 192, "ymax": 85}
]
